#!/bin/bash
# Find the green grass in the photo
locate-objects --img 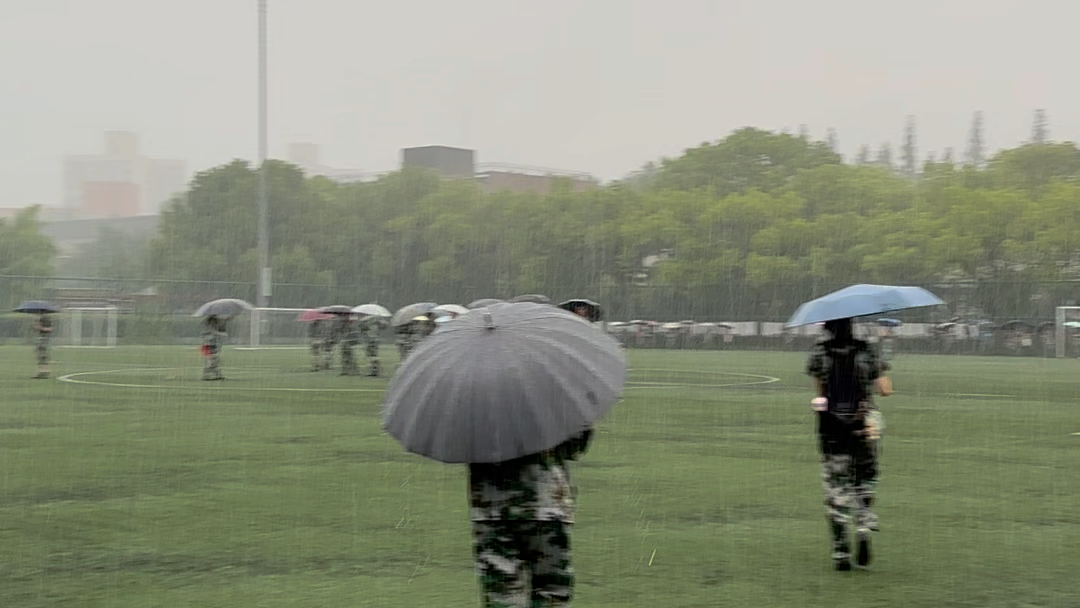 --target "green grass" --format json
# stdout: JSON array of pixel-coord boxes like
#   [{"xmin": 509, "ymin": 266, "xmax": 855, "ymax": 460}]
[{"xmin": 1, "ymin": 345, "xmax": 1078, "ymax": 607}]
